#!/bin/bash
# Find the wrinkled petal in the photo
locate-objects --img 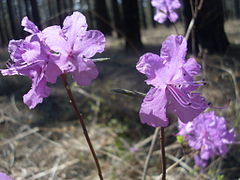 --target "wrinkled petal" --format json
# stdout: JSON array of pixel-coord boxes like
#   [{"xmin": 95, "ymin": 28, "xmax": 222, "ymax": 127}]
[
  {"xmin": 167, "ymin": 86, "xmax": 207, "ymax": 123},
  {"xmin": 42, "ymin": 25, "xmax": 69, "ymax": 53},
  {"xmin": 73, "ymin": 30, "xmax": 105, "ymax": 58},
  {"xmin": 168, "ymin": 11, "xmax": 178, "ymax": 22},
  {"xmin": 63, "ymin": 12, "xmax": 88, "ymax": 48},
  {"xmin": 45, "ymin": 61, "xmax": 62, "ymax": 83},
  {"xmin": 154, "ymin": 10, "xmax": 167, "ymax": 23},
  {"xmin": 139, "ymin": 87, "xmax": 168, "ymax": 127},
  {"xmin": 21, "ymin": 16, "xmax": 40, "ymax": 34},
  {"xmin": 23, "ymin": 77, "xmax": 50, "ymax": 109},
  {"xmin": 136, "ymin": 53, "xmax": 166, "ymax": 86},
  {"xmin": 71, "ymin": 58, "xmax": 98, "ymax": 86},
  {"xmin": 183, "ymin": 58, "xmax": 201, "ymax": 77}
]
